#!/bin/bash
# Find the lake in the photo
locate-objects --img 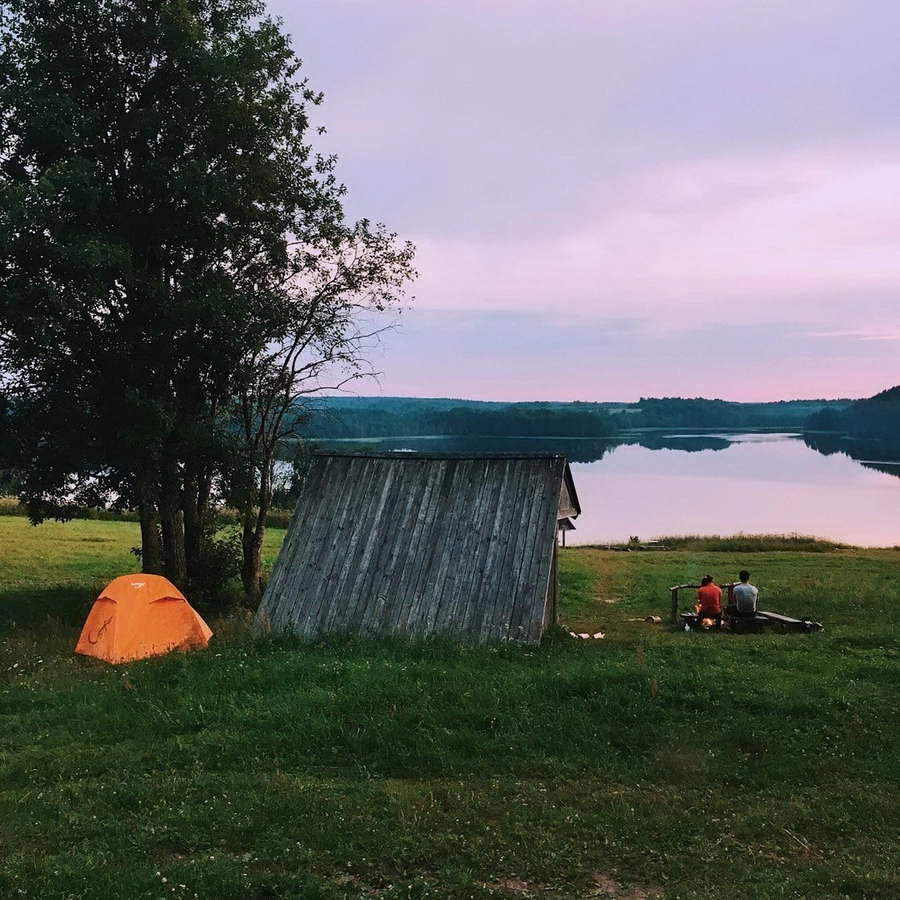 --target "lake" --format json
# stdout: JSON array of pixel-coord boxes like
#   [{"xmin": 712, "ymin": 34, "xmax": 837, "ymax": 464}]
[{"xmin": 302, "ymin": 432, "xmax": 900, "ymax": 547}]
